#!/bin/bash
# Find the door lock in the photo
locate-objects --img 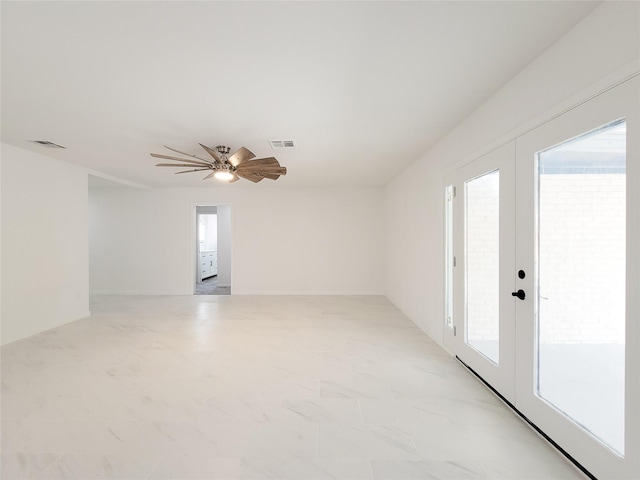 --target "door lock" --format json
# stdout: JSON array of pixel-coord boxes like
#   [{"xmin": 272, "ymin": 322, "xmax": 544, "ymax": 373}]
[{"xmin": 511, "ymin": 289, "xmax": 526, "ymax": 300}]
